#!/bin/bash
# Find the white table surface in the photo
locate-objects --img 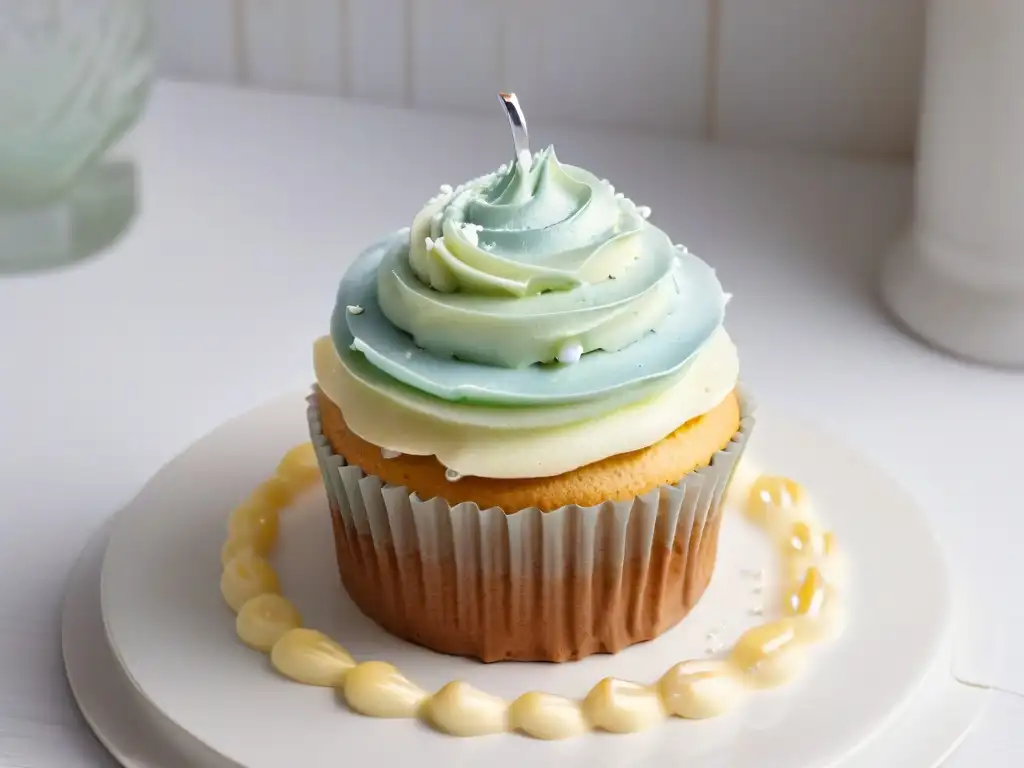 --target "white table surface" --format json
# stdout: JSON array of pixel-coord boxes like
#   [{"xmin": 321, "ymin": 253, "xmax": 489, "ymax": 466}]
[{"xmin": 0, "ymin": 80, "xmax": 1021, "ymax": 767}]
